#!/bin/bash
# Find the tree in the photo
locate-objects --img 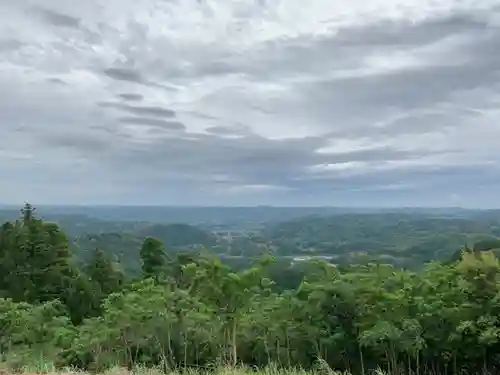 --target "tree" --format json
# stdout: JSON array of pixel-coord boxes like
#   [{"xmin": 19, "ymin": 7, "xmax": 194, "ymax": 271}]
[
  {"xmin": 139, "ymin": 237, "xmax": 166, "ymax": 280},
  {"xmin": 4, "ymin": 203, "xmax": 500, "ymax": 373},
  {"xmin": 21, "ymin": 202, "xmax": 35, "ymax": 224},
  {"xmin": 85, "ymin": 248, "xmax": 125, "ymax": 298},
  {"xmin": 0, "ymin": 205, "xmax": 97, "ymax": 324}
]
